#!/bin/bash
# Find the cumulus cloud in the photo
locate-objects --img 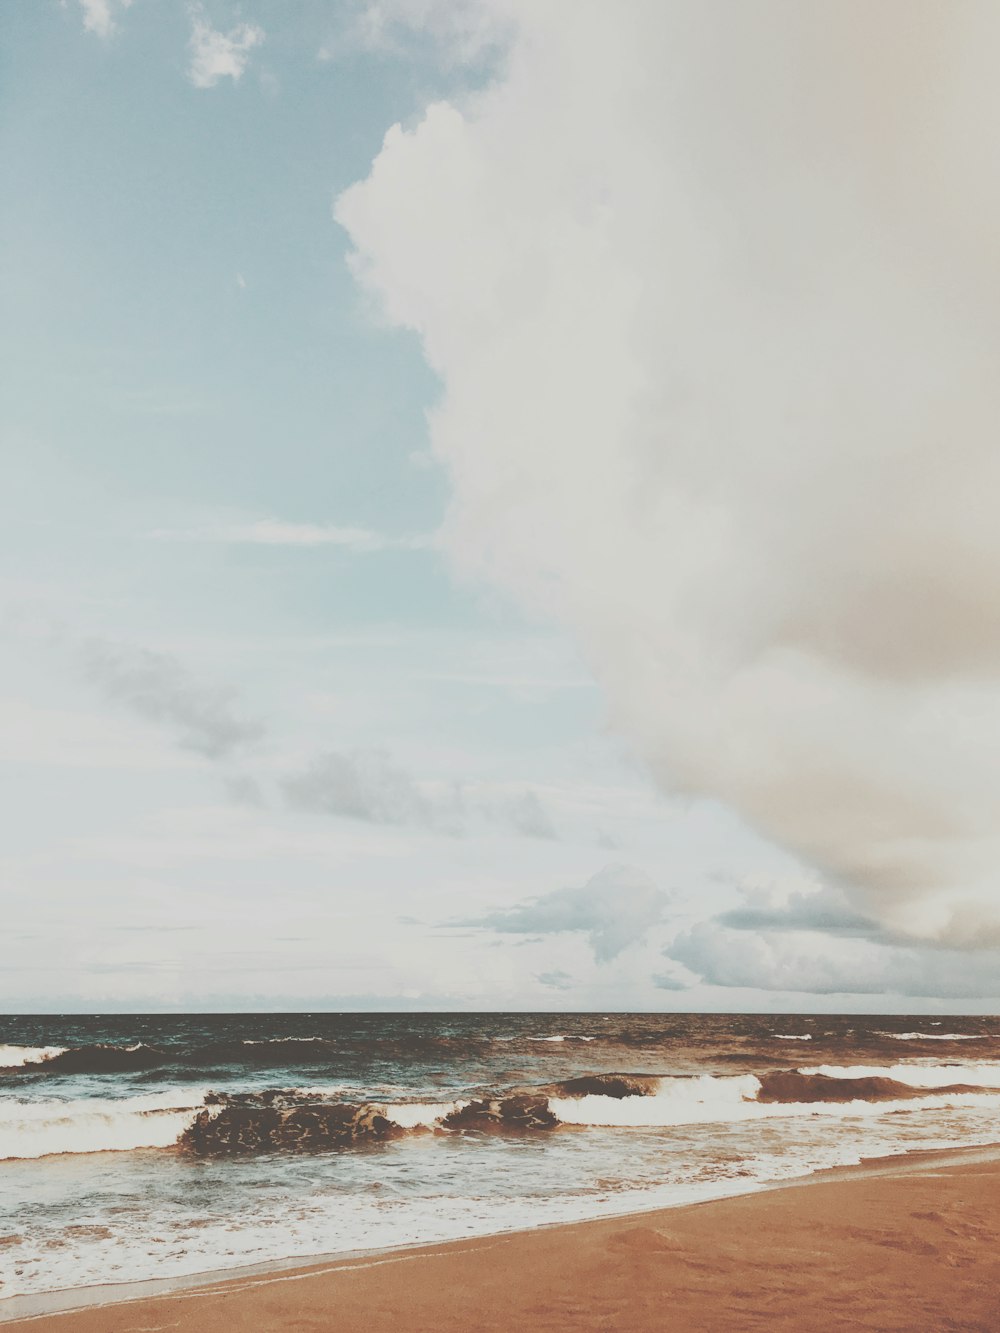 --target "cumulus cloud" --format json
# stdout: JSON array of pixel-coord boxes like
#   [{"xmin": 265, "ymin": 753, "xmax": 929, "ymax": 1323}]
[
  {"xmin": 336, "ymin": 1, "xmax": 1000, "ymax": 951},
  {"xmin": 78, "ymin": 0, "xmax": 132, "ymax": 39},
  {"xmin": 466, "ymin": 863, "xmax": 670, "ymax": 962},
  {"xmin": 82, "ymin": 639, "xmax": 264, "ymax": 759},
  {"xmin": 187, "ymin": 5, "xmax": 264, "ymax": 89}
]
